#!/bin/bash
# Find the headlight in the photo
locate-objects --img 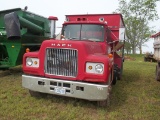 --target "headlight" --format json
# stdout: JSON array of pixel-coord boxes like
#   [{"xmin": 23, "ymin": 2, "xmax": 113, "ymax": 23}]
[
  {"xmin": 95, "ymin": 64, "xmax": 103, "ymax": 73},
  {"xmin": 26, "ymin": 58, "xmax": 33, "ymax": 66},
  {"xmin": 26, "ymin": 57, "xmax": 39, "ymax": 67},
  {"xmin": 86, "ymin": 62, "xmax": 104, "ymax": 74}
]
